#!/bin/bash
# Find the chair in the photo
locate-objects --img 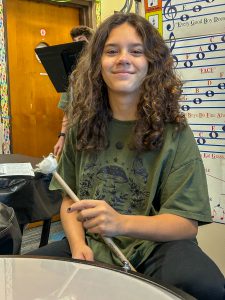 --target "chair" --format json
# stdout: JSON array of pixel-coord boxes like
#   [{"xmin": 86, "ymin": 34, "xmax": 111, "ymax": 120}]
[{"xmin": 0, "ymin": 203, "xmax": 22, "ymax": 254}]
